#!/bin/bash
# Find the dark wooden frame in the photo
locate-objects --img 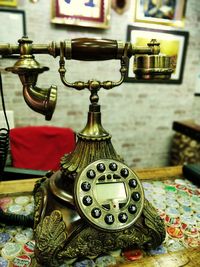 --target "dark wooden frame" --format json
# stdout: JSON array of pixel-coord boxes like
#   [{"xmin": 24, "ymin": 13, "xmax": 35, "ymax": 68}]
[{"xmin": 0, "ymin": 8, "xmax": 26, "ymax": 43}]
